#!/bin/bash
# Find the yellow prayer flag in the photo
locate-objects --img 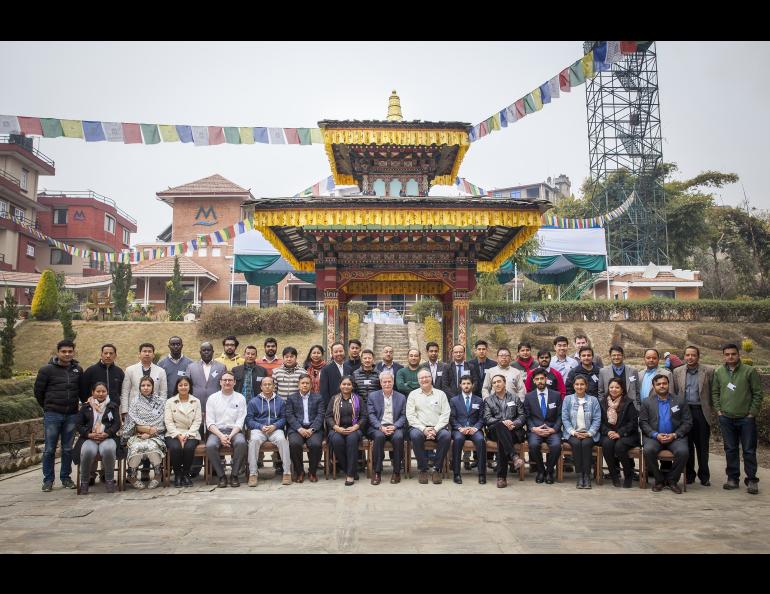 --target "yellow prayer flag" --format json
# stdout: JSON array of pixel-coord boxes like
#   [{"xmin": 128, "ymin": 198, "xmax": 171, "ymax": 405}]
[
  {"xmin": 582, "ymin": 51, "xmax": 594, "ymax": 78},
  {"xmin": 61, "ymin": 119, "xmax": 84, "ymax": 138},
  {"xmin": 491, "ymin": 113, "xmax": 502, "ymax": 131},
  {"xmin": 532, "ymin": 88, "xmax": 543, "ymax": 111},
  {"xmin": 159, "ymin": 125, "xmax": 180, "ymax": 142},
  {"xmin": 239, "ymin": 127, "xmax": 254, "ymax": 144},
  {"xmin": 310, "ymin": 128, "xmax": 323, "ymax": 144}
]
